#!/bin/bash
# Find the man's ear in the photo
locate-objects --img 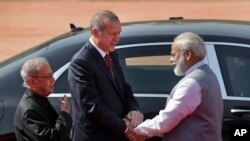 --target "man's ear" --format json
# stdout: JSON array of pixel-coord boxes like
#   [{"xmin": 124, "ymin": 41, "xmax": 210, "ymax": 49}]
[
  {"xmin": 92, "ymin": 28, "xmax": 100, "ymax": 37},
  {"xmin": 185, "ymin": 49, "xmax": 192, "ymax": 61},
  {"xmin": 27, "ymin": 77, "xmax": 37, "ymax": 87}
]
